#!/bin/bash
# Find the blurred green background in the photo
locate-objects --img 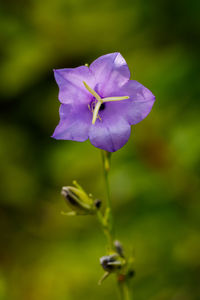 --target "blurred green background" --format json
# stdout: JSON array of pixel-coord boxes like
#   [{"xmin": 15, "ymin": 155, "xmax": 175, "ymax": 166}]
[{"xmin": 0, "ymin": 0, "xmax": 200, "ymax": 299}]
